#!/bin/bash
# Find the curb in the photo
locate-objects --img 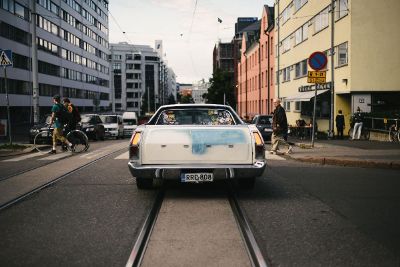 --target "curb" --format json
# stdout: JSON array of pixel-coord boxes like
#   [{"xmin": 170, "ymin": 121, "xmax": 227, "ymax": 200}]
[{"xmin": 291, "ymin": 156, "xmax": 400, "ymax": 170}]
